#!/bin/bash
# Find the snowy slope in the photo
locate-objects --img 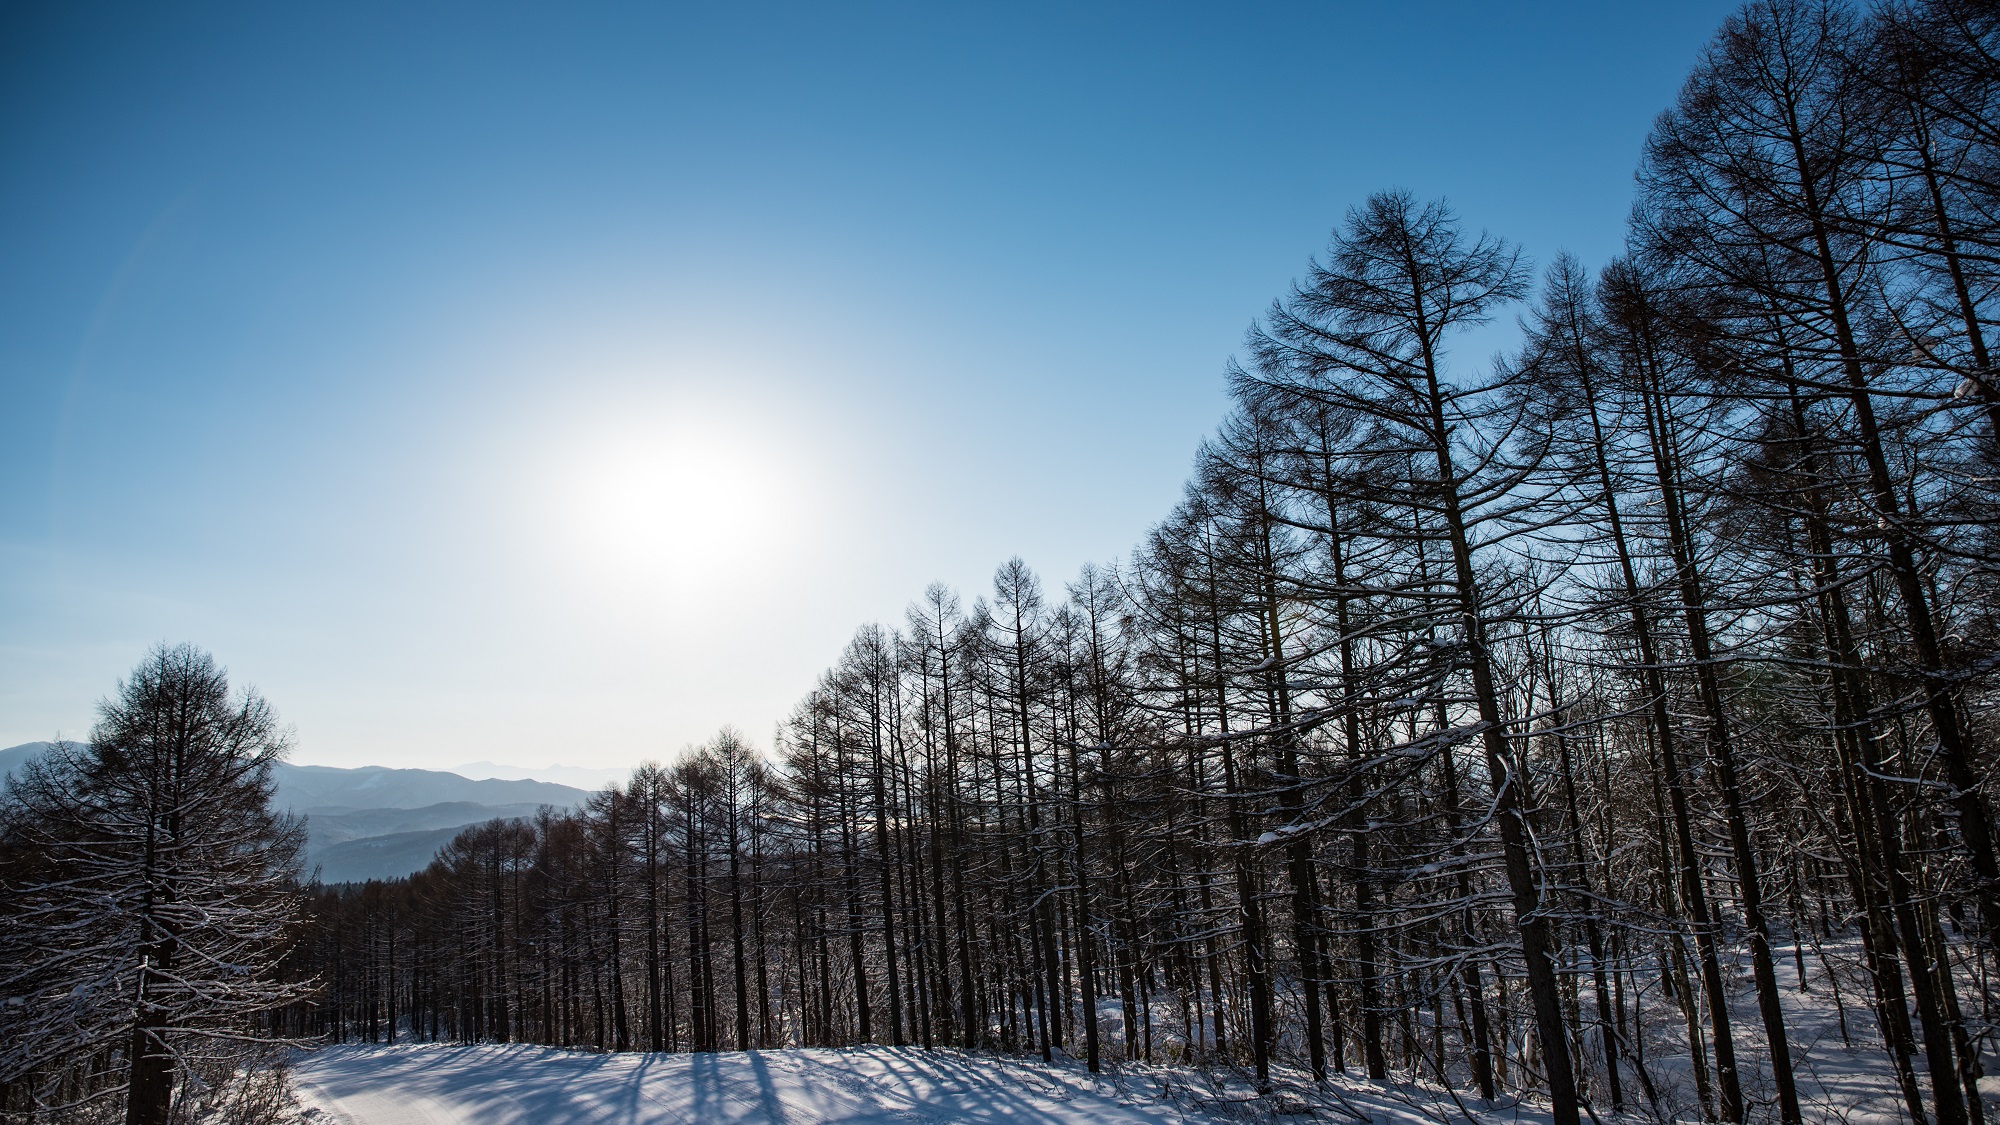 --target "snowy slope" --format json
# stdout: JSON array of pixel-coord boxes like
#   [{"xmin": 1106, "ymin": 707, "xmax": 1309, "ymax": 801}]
[
  {"xmin": 294, "ymin": 1043, "xmax": 1215, "ymax": 1124},
  {"xmin": 291, "ymin": 936, "xmax": 2000, "ymax": 1125}
]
